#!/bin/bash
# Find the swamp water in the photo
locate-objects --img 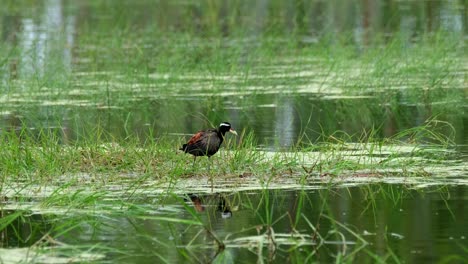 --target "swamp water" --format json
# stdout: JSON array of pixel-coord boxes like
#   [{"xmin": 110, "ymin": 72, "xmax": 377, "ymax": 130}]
[
  {"xmin": 1, "ymin": 180, "xmax": 467, "ymax": 263},
  {"xmin": 1, "ymin": 0, "xmax": 467, "ymax": 263}
]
